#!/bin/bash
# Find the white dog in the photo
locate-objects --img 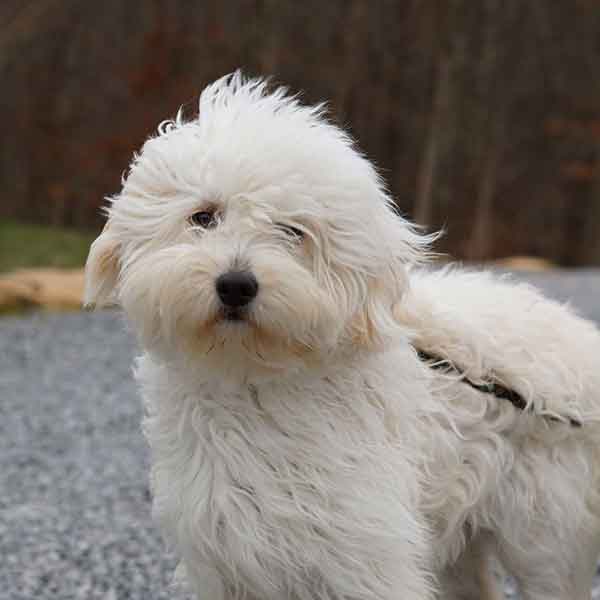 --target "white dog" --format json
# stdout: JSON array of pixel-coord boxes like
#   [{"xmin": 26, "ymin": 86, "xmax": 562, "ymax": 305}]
[{"xmin": 85, "ymin": 73, "xmax": 600, "ymax": 600}]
